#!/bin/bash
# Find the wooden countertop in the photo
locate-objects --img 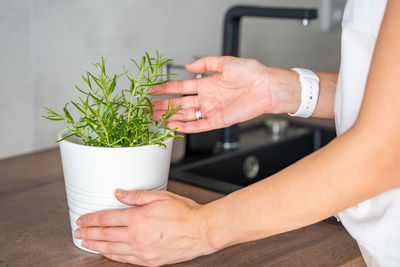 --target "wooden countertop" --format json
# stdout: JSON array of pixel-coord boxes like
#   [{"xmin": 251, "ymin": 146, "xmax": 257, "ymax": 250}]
[{"xmin": 0, "ymin": 148, "xmax": 365, "ymax": 266}]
